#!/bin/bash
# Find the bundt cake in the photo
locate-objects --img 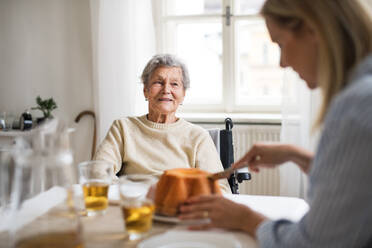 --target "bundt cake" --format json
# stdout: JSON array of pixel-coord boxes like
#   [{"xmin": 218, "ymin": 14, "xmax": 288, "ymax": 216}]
[{"xmin": 154, "ymin": 168, "xmax": 221, "ymax": 216}]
